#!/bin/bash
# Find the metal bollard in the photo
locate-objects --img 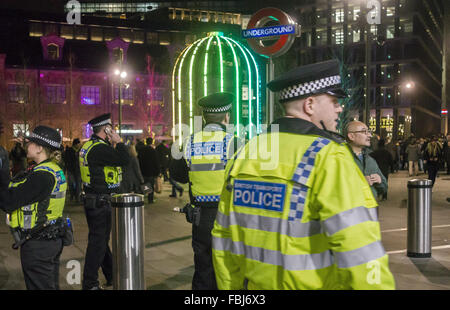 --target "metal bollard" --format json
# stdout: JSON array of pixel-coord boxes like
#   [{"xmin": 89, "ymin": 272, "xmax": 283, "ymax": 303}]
[
  {"xmin": 407, "ymin": 179, "xmax": 432, "ymax": 258},
  {"xmin": 111, "ymin": 193, "xmax": 146, "ymax": 290}
]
